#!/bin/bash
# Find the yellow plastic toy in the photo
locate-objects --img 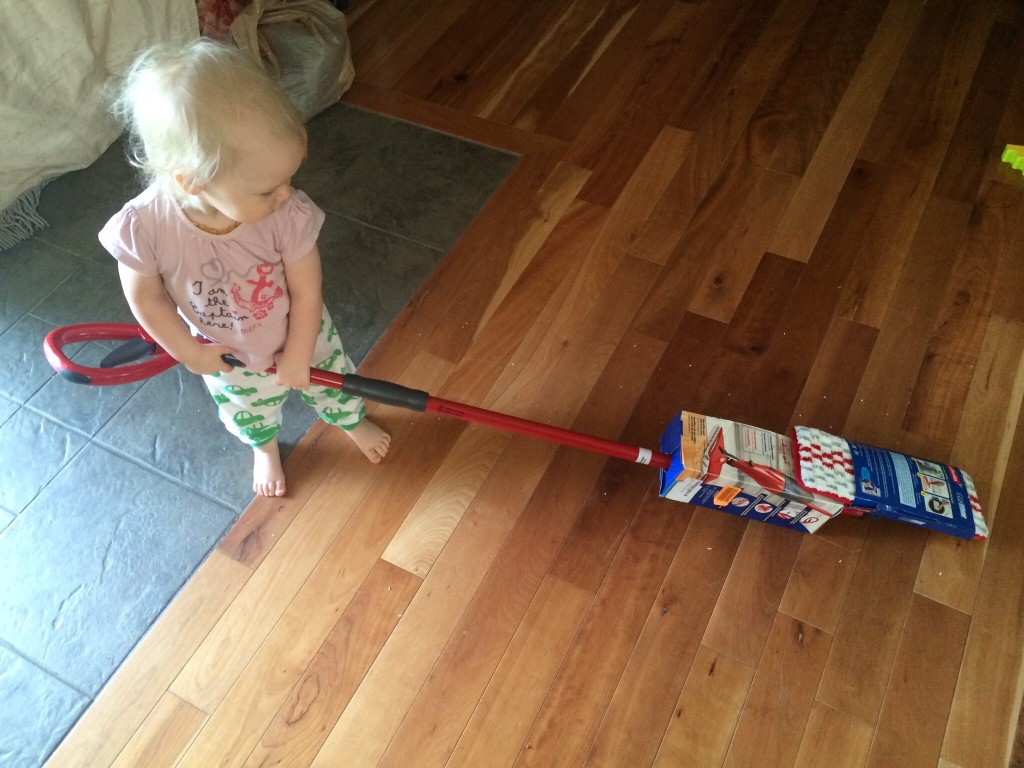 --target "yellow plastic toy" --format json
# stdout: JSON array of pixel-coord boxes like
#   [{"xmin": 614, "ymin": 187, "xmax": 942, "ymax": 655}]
[{"xmin": 1002, "ymin": 144, "xmax": 1024, "ymax": 174}]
